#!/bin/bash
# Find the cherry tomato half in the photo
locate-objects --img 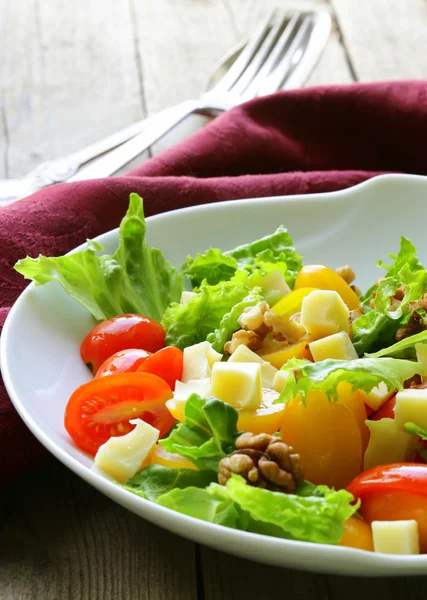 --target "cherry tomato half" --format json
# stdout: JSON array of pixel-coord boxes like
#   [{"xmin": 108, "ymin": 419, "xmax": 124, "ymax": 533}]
[
  {"xmin": 81, "ymin": 314, "xmax": 165, "ymax": 373},
  {"xmin": 137, "ymin": 346, "xmax": 183, "ymax": 390},
  {"xmin": 347, "ymin": 463, "xmax": 427, "ymax": 500},
  {"xmin": 347, "ymin": 464, "xmax": 427, "ymax": 553},
  {"xmin": 95, "ymin": 348, "xmax": 152, "ymax": 378},
  {"xmin": 64, "ymin": 372, "xmax": 174, "ymax": 456}
]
